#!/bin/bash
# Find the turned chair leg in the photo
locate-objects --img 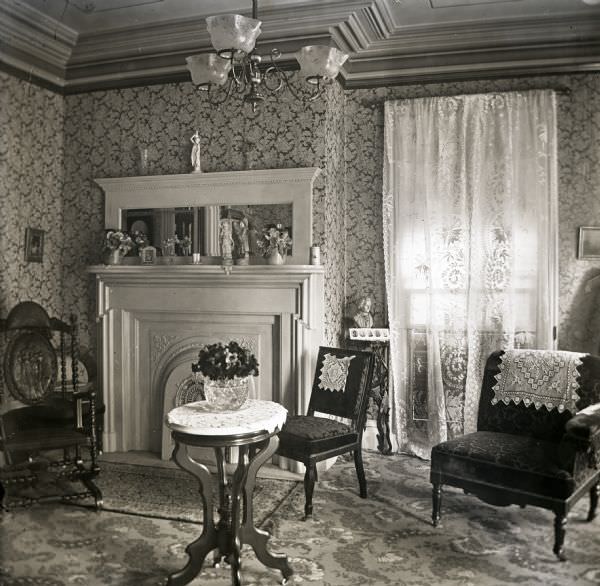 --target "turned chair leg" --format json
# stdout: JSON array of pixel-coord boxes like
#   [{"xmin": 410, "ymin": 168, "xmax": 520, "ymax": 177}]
[
  {"xmin": 303, "ymin": 462, "xmax": 317, "ymax": 519},
  {"xmin": 588, "ymin": 481, "xmax": 599, "ymax": 522},
  {"xmin": 354, "ymin": 449, "xmax": 367, "ymax": 498},
  {"xmin": 553, "ymin": 513, "xmax": 567, "ymax": 561},
  {"xmin": 432, "ymin": 483, "xmax": 442, "ymax": 527}
]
